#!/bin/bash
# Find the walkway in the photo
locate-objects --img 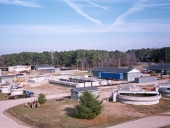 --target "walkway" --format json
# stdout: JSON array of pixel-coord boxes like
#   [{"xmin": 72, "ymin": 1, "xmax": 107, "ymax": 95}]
[{"xmin": 108, "ymin": 114, "xmax": 170, "ymax": 128}]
